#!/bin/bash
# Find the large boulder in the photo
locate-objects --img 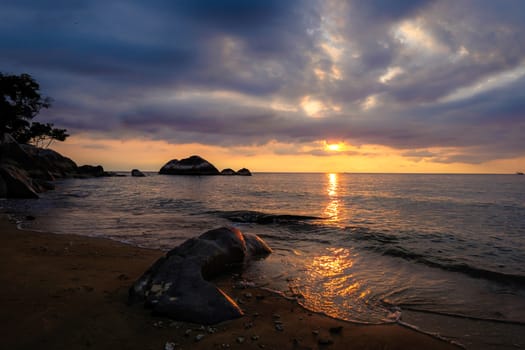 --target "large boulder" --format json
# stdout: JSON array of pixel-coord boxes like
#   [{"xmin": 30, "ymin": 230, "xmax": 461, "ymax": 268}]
[
  {"xmin": 159, "ymin": 155, "xmax": 220, "ymax": 175},
  {"xmin": 129, "ymin": 227, "xmax": 272, "ymax": 324},
  {"xmin": 0, "ymin": 164, "xmax": 39, "ymax": 198},
  {"xmin": 76, "ymin": 165, "xmax": 107, "ymax": 177}
]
